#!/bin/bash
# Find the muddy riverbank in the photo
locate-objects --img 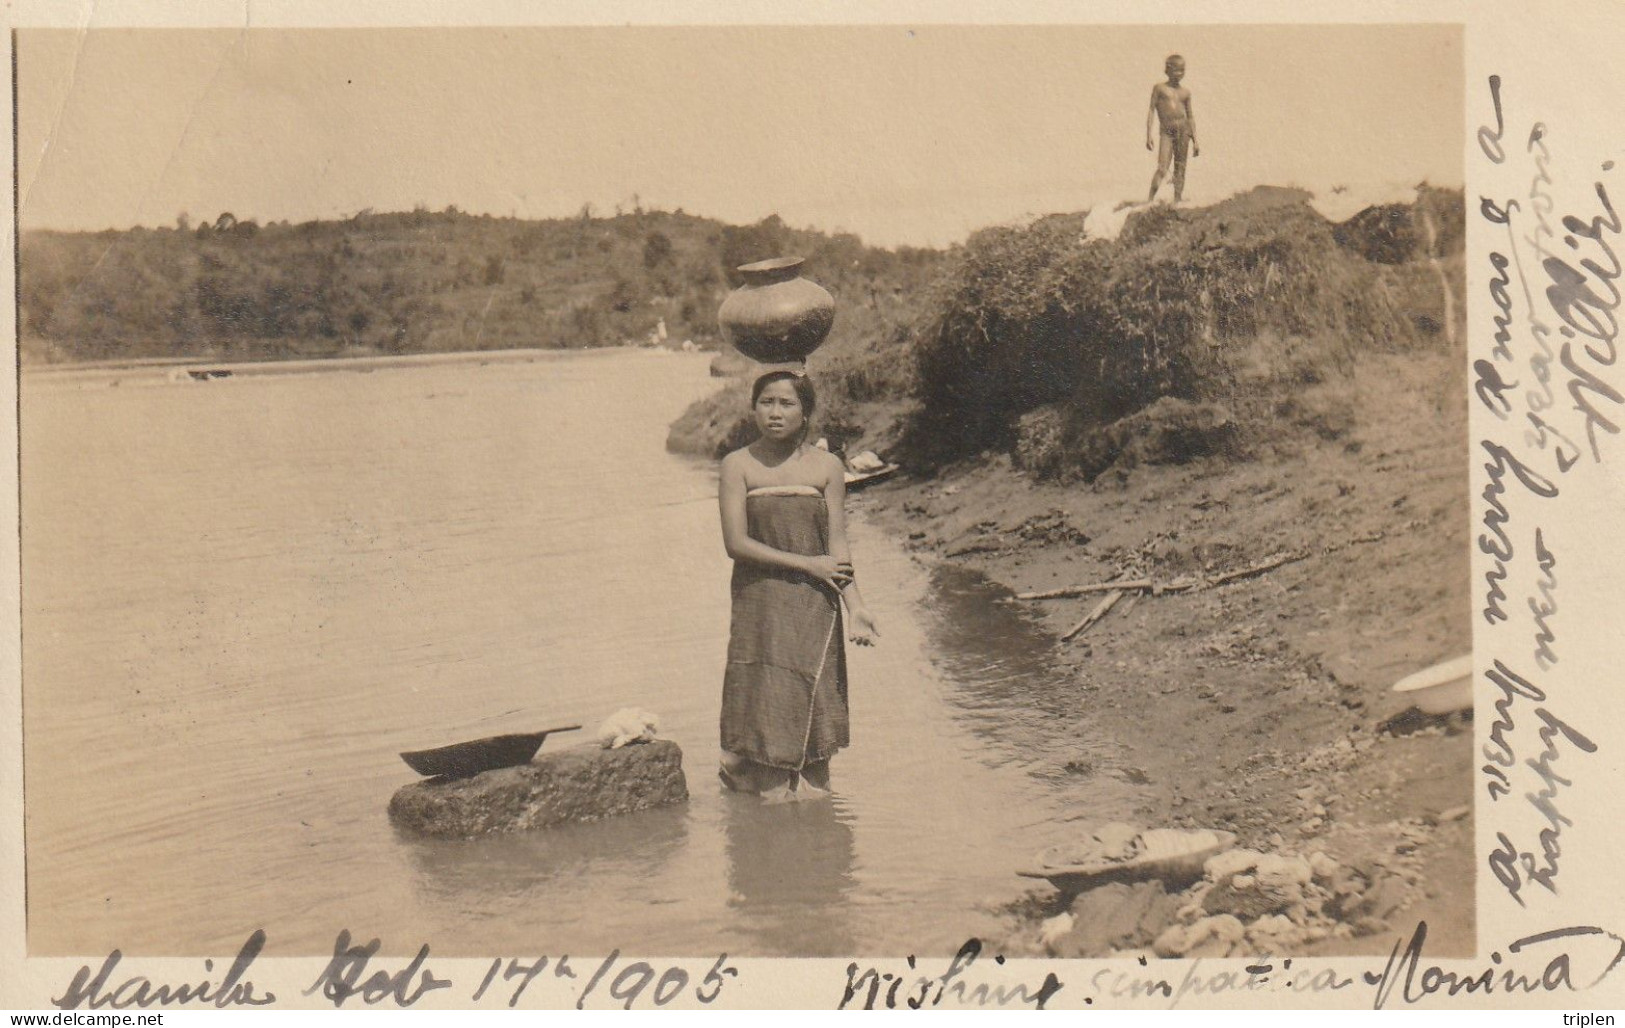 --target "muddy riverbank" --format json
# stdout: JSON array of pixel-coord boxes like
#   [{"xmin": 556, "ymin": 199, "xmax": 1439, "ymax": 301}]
[{"xmin": 847, "ymin": 345, "xmax": 1473, "ymax": 958}]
